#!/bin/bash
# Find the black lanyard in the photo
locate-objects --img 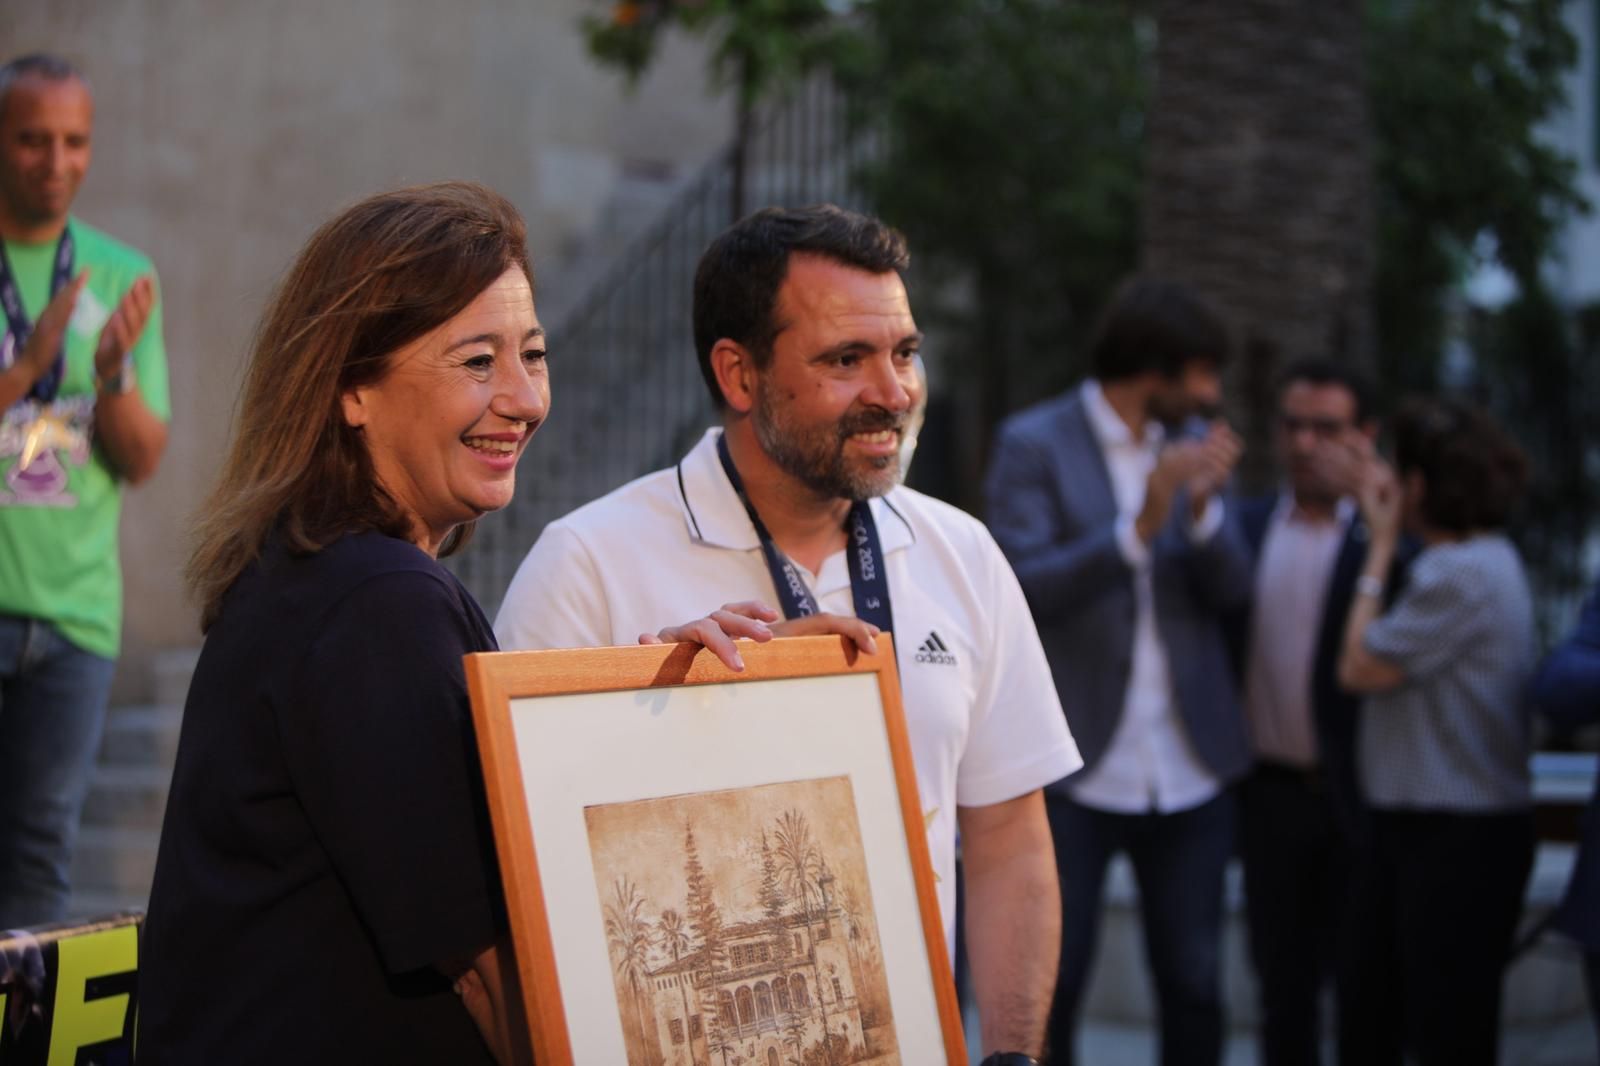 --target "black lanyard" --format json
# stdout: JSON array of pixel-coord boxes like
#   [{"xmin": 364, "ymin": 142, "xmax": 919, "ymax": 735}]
[
  {"xmin": 715, "ymin": 432, "xmax": 895, "ymax": 634},
  {"xmin": 0, "ymin": 228, "xmax": 75, "ymax": 404}
]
